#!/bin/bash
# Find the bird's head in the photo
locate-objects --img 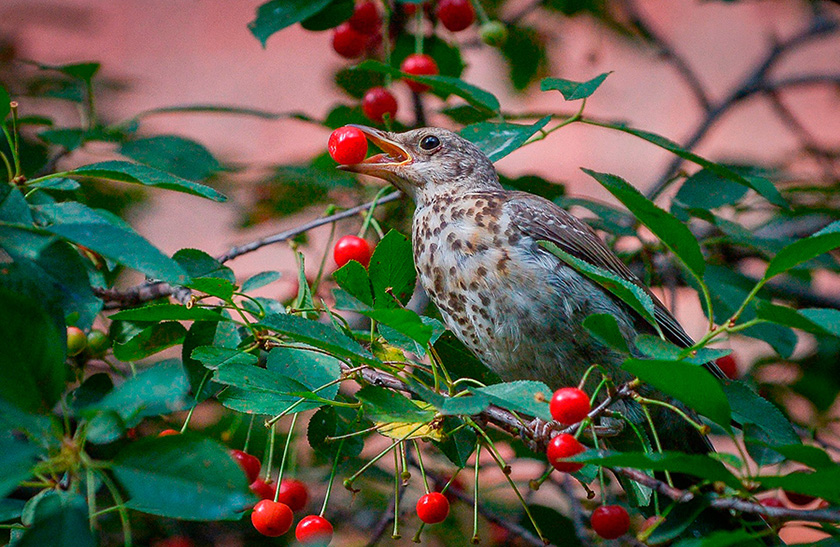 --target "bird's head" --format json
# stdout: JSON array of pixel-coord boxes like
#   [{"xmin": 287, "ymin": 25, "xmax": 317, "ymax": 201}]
[{"xmin": 339, "ymin": 125, "xmax": 500, "ymax": 206}]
